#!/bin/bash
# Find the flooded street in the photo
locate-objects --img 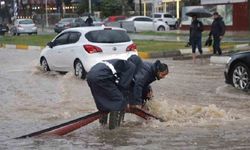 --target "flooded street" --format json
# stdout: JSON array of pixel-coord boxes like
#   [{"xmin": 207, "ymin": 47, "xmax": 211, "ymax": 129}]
[{"xmin": 0, "ymin": 48, "xmax": 249, "ymax": 149}]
